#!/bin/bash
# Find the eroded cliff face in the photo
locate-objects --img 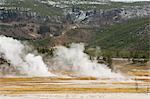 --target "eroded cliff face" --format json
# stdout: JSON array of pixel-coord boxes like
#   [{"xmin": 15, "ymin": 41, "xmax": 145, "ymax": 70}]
[{"xmin": 0, "ymin": 0, "xmax": 150, "ymax": 49}]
